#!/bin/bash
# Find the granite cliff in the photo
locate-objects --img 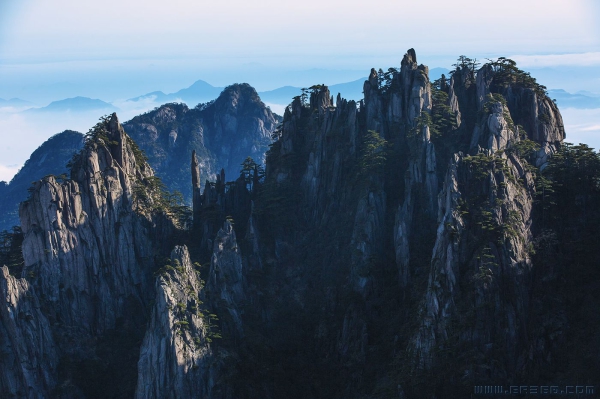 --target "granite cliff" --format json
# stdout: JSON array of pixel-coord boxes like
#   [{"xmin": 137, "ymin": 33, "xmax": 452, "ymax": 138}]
[{"xmin": 1, "ymin": 50, "xmax": 599, "ymax": 399}]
